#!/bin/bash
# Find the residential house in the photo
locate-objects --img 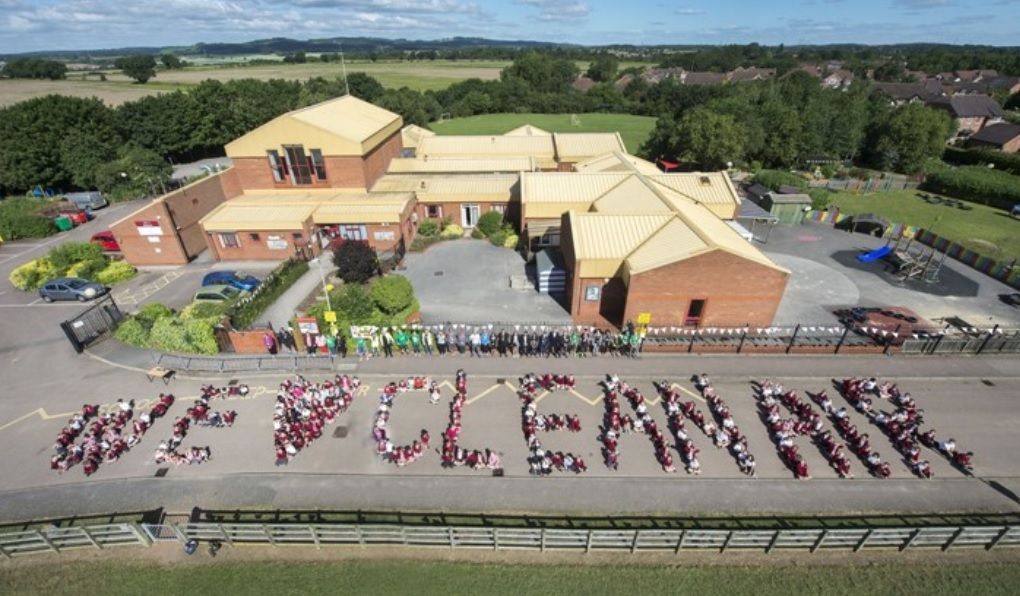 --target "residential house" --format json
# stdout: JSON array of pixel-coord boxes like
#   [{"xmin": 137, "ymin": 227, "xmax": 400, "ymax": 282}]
[
  {"xmin": 967, "ymin": 122, "xmax": 1020, "ymax": 153},
  {"xmin": 926, "ymin": 94, "xmax": 1005, "ymax": 136}
]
